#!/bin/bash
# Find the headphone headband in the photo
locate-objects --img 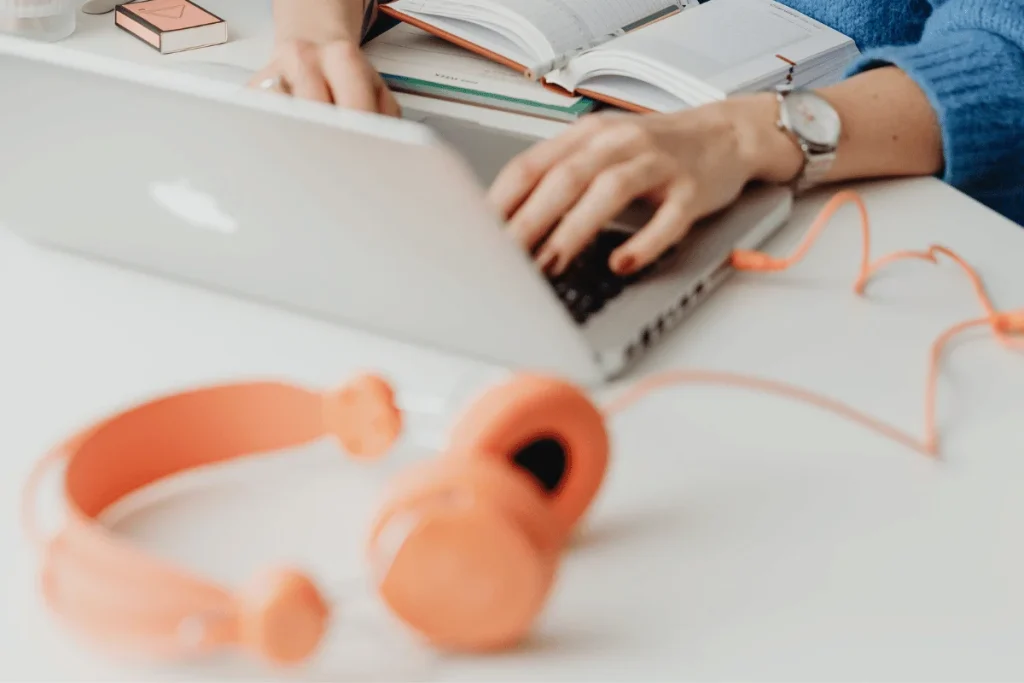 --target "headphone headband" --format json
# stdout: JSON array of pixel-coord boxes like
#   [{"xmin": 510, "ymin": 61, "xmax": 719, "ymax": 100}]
[{"xmin": 64, "ymin": 377, "xmax": 401, "ymax": 522}]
